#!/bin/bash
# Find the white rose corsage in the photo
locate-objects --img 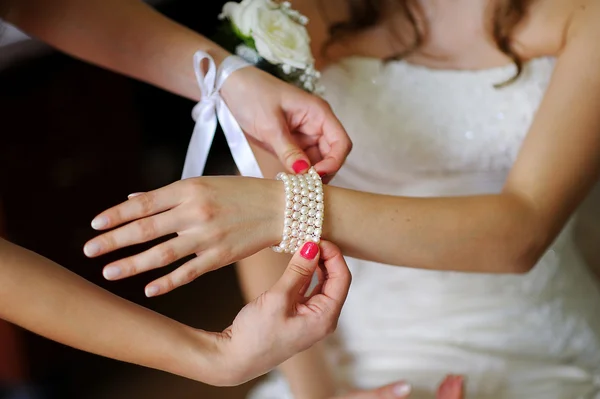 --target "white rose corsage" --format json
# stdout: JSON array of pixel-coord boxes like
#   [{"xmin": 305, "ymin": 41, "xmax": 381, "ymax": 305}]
[{"xmin": 217, "ymin": 0, "xmax": 323, "ymax": 94}]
